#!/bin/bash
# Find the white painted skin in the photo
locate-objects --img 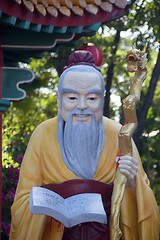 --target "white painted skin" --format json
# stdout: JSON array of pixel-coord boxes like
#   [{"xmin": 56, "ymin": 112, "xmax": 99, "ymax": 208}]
[
  {"xmin": 57, "ymin": 70, "xmax": 138, "ymax": 191},
  {"xmin": 57, "ymin": 71, "xmax": 103, "ymax": 125}
]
